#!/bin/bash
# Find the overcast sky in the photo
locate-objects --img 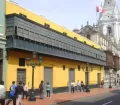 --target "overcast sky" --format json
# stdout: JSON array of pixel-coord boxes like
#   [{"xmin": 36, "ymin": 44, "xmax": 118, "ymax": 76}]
[{"xmin": 12, "ymin": 0, "xmax": 120, "ymax": 30}]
